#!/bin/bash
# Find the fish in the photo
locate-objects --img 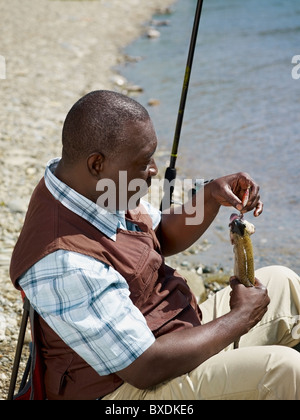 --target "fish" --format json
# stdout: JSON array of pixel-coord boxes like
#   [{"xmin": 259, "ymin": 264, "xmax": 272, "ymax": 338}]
[{"xmin": 229, "ymin": 213, "xmax": 255, "ymax": 287}]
